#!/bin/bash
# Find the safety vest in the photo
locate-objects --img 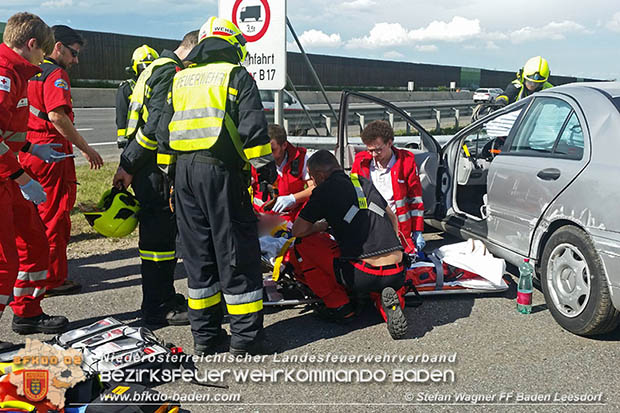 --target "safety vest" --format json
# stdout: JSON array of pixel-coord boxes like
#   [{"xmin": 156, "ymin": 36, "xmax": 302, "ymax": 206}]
[
  {"xmin": 168, "ymin": 62, "xmax": 250, "ymax": 159},
  {"xmin": 125, "ymin": 57, "xmax": 177, "ymax": 150},
  {"xmin": 516, "ymin": 80, "xmax": 553, "ymax": 101},
  {"xmin": 345, "ymin": 173, "xmax": 386, "ymax": 223}
]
